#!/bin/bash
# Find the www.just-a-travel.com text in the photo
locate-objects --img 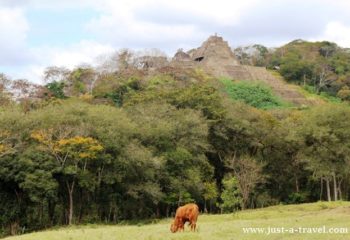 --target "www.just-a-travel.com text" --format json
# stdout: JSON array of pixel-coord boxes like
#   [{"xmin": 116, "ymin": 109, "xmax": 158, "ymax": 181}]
[{"xmin": 242, "ymin": 226, "xmax": 348, "ymax": 235}]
